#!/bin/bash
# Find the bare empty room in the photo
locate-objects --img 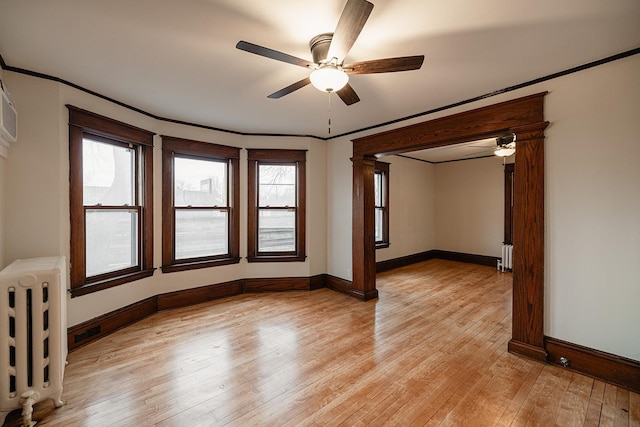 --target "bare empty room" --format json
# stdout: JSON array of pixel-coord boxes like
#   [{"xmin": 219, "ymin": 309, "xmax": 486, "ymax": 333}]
[{"xmin": 0, "ymin": 0, "xmax": 639, "ymax": 425}]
